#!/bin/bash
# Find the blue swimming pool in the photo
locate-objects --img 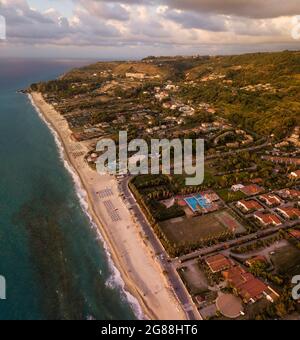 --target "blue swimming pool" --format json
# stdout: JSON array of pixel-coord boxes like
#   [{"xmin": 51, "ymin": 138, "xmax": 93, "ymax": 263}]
[
  {"xmin": 185, "ymin": 197, "xmax": 199, "ymax": 212},
  {"xmin": 185, "ymin": 195, "xmax": 211, "ymax": 212},
  {"xmin": 195, "ymin": 195, "xmax": 210, "ymax": 209}
]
